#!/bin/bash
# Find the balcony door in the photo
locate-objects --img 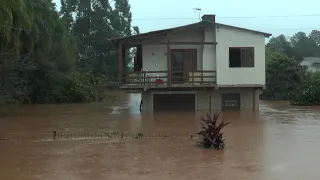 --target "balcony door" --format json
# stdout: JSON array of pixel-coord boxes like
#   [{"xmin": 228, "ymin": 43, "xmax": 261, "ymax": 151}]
[{"xmin": 171, "ymin": 49, "xmax": 197, "ymax": 84}]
